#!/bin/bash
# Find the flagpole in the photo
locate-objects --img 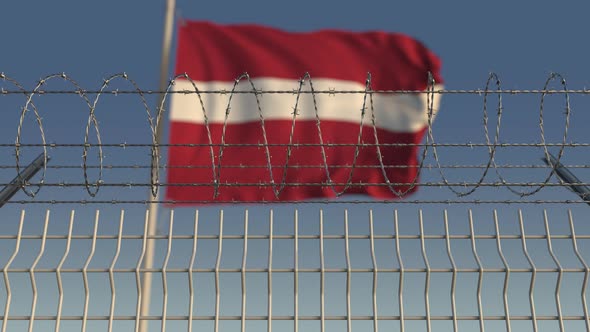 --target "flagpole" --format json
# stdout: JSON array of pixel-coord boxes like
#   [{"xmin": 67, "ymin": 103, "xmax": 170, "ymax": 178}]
[{"xmin": 140, "ymin": 0, "xmax": 176, "ymax": 331}]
